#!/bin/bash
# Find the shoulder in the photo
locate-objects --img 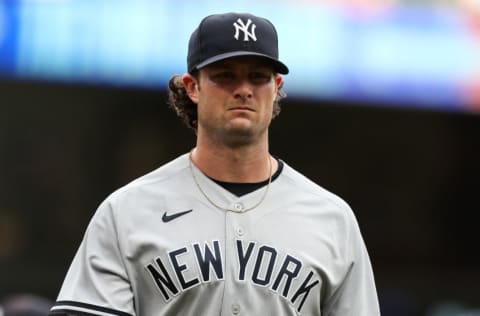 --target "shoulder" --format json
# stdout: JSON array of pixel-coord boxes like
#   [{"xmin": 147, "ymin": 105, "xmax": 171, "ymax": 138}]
[
  {"xmin": 120, "ymin": 153, "xmax": 188, "ymax": 189},
  {"xmin": 280, "ymin": 160, "xmax": 351, "ymax": 211},
  {"xmin": 99, "ymin": 154, "xmax": 191, "ymax": 212},
  {"xmin": 274, "ymin": 161, "xmax": 367, "ymax": 262},
  {"xmin": 277, "ymin": 160, "xmax": 361, "ymax": 234}
]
